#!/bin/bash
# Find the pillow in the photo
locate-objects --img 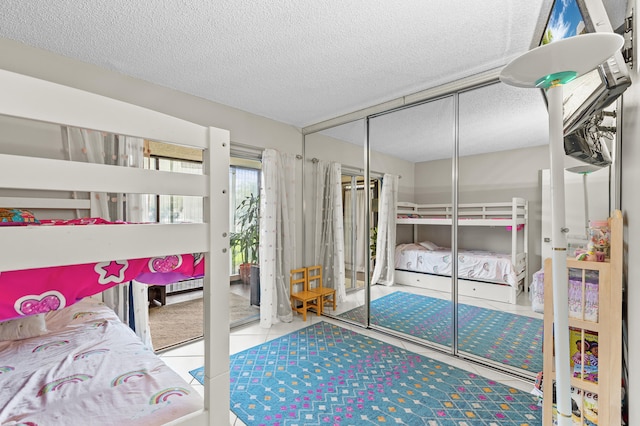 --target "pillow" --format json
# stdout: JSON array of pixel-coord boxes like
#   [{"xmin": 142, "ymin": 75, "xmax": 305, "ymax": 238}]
[
  {"xmin": 0, "ymin": 314, "xmax": 48, "ymax": 341},
  {"xmin": 419, "ymin": 241, "xmax": 439, "ymax": 251},
  {"xmin": 0, "ymin": 208, "xmax": 40, "ymax": 226}
]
